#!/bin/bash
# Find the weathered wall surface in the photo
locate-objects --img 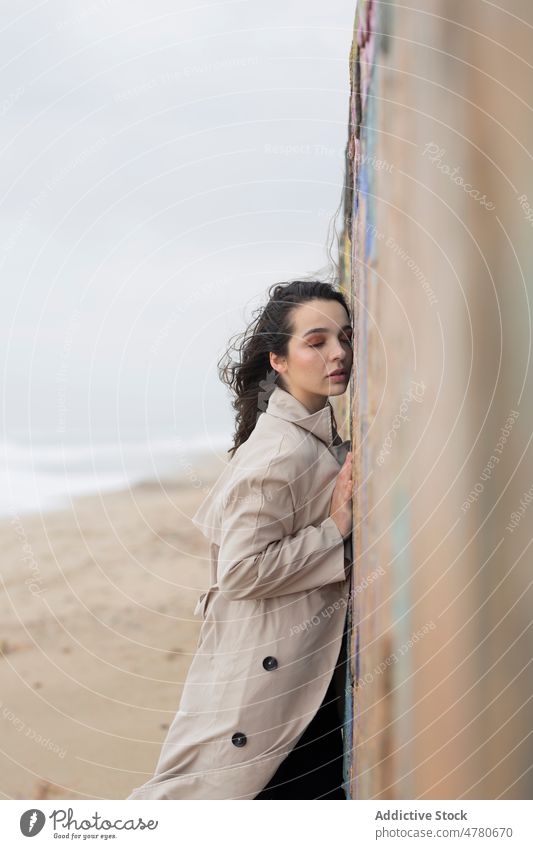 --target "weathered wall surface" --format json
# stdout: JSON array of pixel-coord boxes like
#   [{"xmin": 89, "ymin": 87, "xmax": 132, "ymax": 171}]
[{"xmin": 337, "ymin": 0, "xmax": 533, "ymax": 799}]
